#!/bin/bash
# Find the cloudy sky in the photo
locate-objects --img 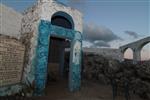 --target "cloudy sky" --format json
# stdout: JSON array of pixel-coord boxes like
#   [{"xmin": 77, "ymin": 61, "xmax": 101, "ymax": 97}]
[{"xmin": 1, "ymin": 0, "xmax": 150, "ymax": 60}]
